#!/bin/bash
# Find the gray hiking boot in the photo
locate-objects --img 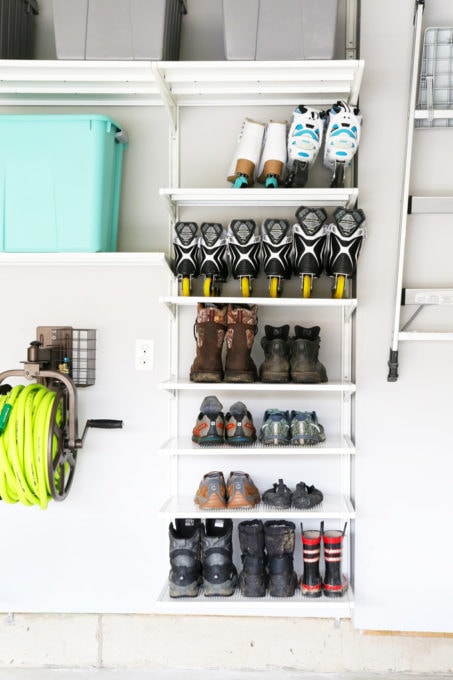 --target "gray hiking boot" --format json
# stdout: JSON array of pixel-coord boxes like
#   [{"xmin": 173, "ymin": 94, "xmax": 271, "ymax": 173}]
[
  {"xmin": 290, "ymin": 325, "xmax": 328, "ymax": 383},
  {"xmin": 168, "ymin": 518, "xmax": 202, "ymax": 598},
  {"xmin": 201, "ymin": 518, "xmax": 238, "ymax": 596},
  {"xmin": 259, "ymin": 324, "xmax": 290, "ymax": 383}
]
